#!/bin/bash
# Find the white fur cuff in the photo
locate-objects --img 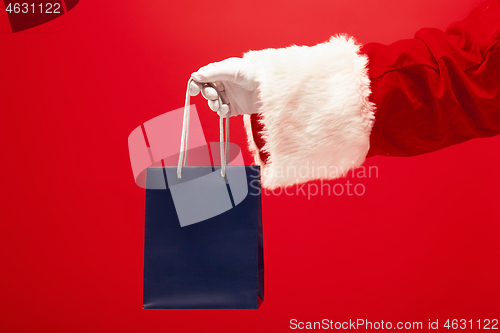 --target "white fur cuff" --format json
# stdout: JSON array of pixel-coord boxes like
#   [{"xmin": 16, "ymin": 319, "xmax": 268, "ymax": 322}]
[{"xmin": 243, "ymin": 35, "xmax": 375, "ymax": 189}]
